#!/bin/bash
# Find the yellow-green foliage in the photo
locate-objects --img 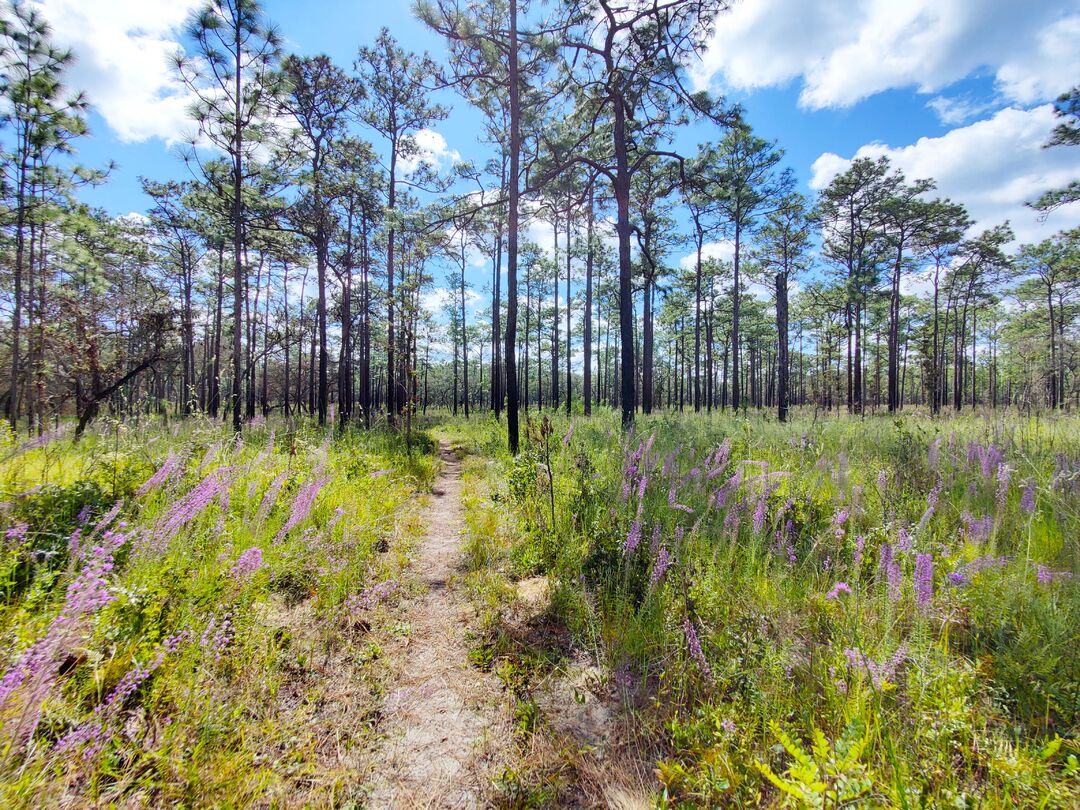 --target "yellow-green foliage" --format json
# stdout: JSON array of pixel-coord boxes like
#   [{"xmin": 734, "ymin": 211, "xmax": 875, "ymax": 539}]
[
  {"xmin": 0, "ymin": 416, "xmax": 432, "ymax": 807},
  {"xmin": 455, "ymin": 407, "xmax": 1080, "ymax": 808}
]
